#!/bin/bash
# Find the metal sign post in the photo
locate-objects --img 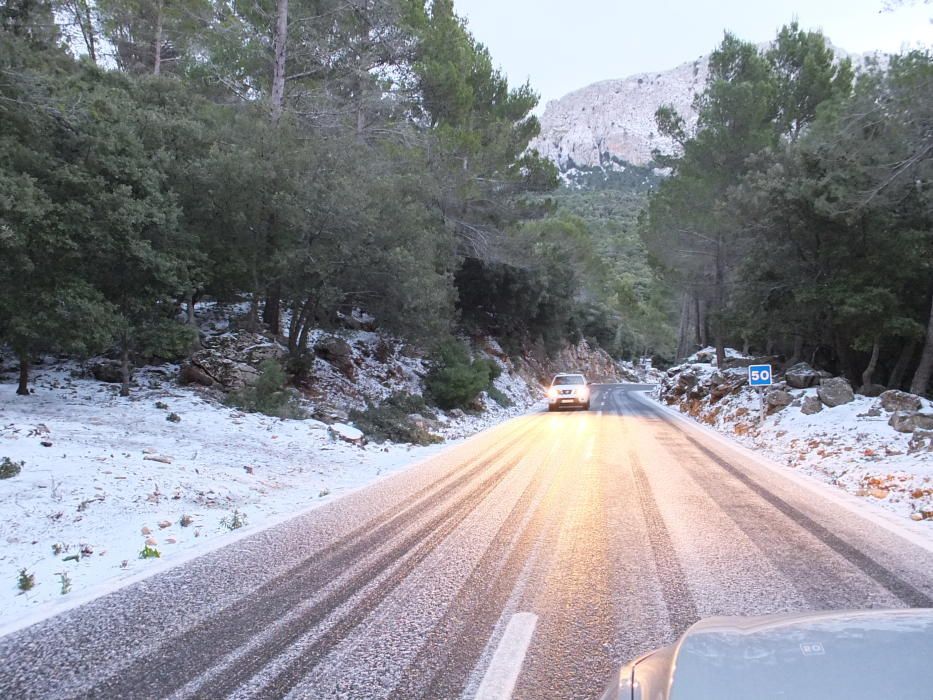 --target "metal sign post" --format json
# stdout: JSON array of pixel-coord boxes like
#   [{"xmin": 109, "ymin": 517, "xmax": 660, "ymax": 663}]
[{"xmin": 748, "ymin": 364, "xmax": 773, "ymax": 427}]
